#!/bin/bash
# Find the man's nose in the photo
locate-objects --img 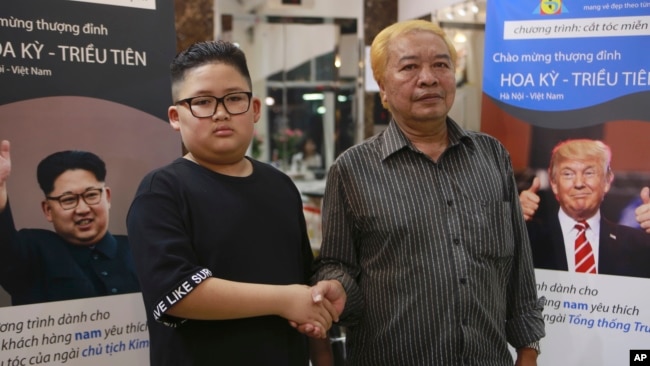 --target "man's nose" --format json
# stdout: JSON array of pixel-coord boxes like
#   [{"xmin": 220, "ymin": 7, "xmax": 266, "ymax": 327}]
[
  {"xmin": 418, "ymin": 67, "xmax": 439, "ymax": 86},
  {"xmin": 74, "ymin": 198, "xmax": 92, "ymax": 212},
  {"xmin": 573, "ymin": 174, "xmax": 586, "ymax": 187}
]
